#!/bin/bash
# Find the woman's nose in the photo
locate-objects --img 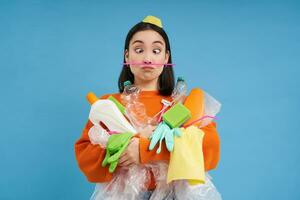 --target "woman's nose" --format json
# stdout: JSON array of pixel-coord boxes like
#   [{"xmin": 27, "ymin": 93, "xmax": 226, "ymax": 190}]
[{"xmin": 143, "ymin": 53, "xmax": 152, "ymax": 64}]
